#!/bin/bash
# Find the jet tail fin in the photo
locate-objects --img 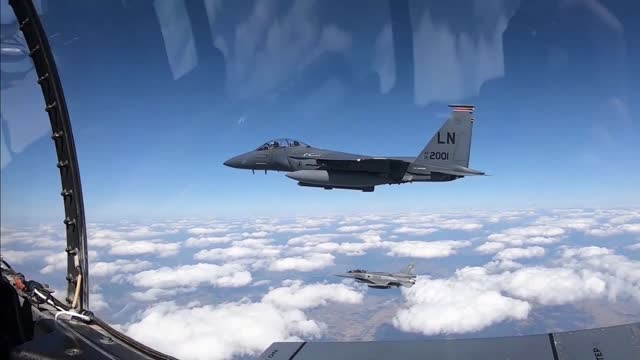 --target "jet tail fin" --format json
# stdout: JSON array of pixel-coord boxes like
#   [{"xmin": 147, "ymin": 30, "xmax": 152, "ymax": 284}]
[
  {"xmin": 413, "ymin": 105, "xmax": 476, "ymax": 169},
  {"xmin": 400, "ymin": 263, "xmax": 415, "ymax": 275}
]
